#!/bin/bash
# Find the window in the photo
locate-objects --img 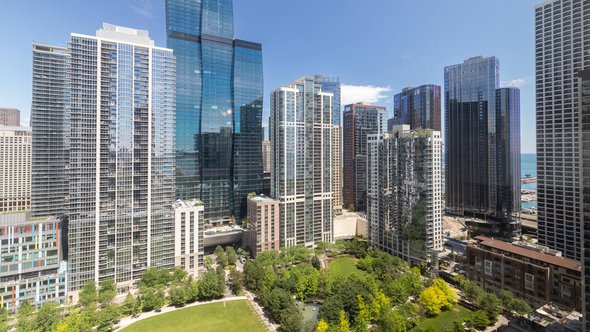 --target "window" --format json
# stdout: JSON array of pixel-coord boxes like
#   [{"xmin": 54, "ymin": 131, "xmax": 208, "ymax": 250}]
[
  {"xmin": 484, "ymin": 260, "xmax": 493, "ymax": 276},
  {"xmin": 525, "ymin": 273, "xmax": 535, "ymax": 291},
  {"xmin": 475, "ymin": 256, "xmax": 482, "ymax": 269}
]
